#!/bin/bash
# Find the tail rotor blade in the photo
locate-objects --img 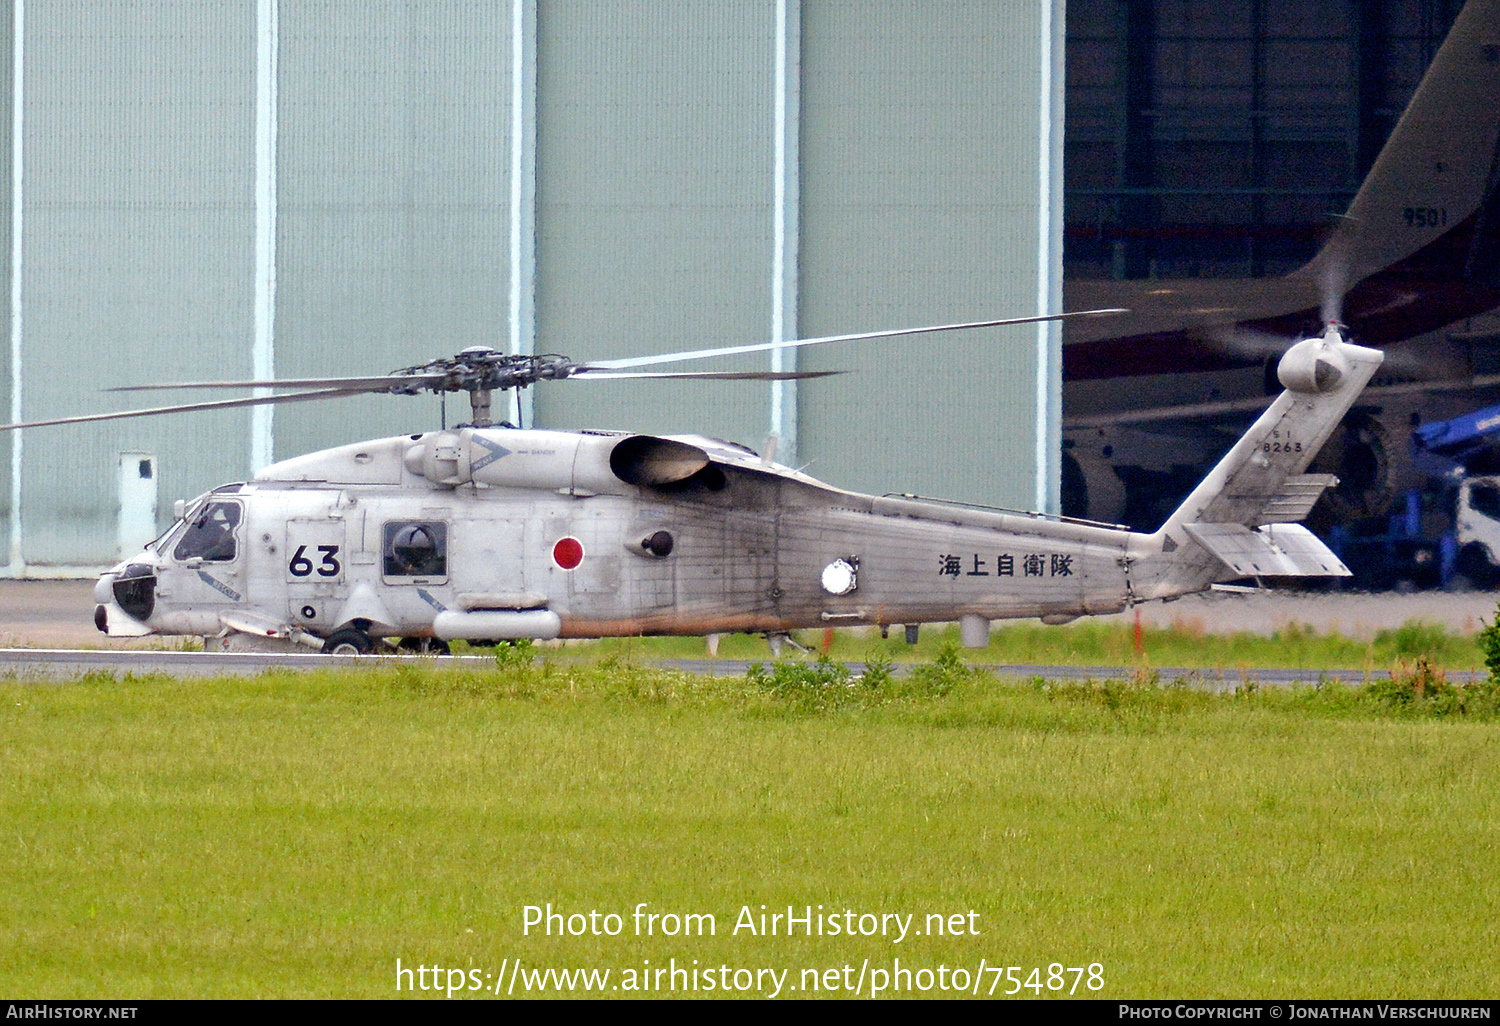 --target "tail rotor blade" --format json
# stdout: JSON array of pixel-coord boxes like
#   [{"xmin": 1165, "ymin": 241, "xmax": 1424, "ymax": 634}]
[{"xmin": 1316, "ymin": 235, "xmax": 1352, "ymax": 326}]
